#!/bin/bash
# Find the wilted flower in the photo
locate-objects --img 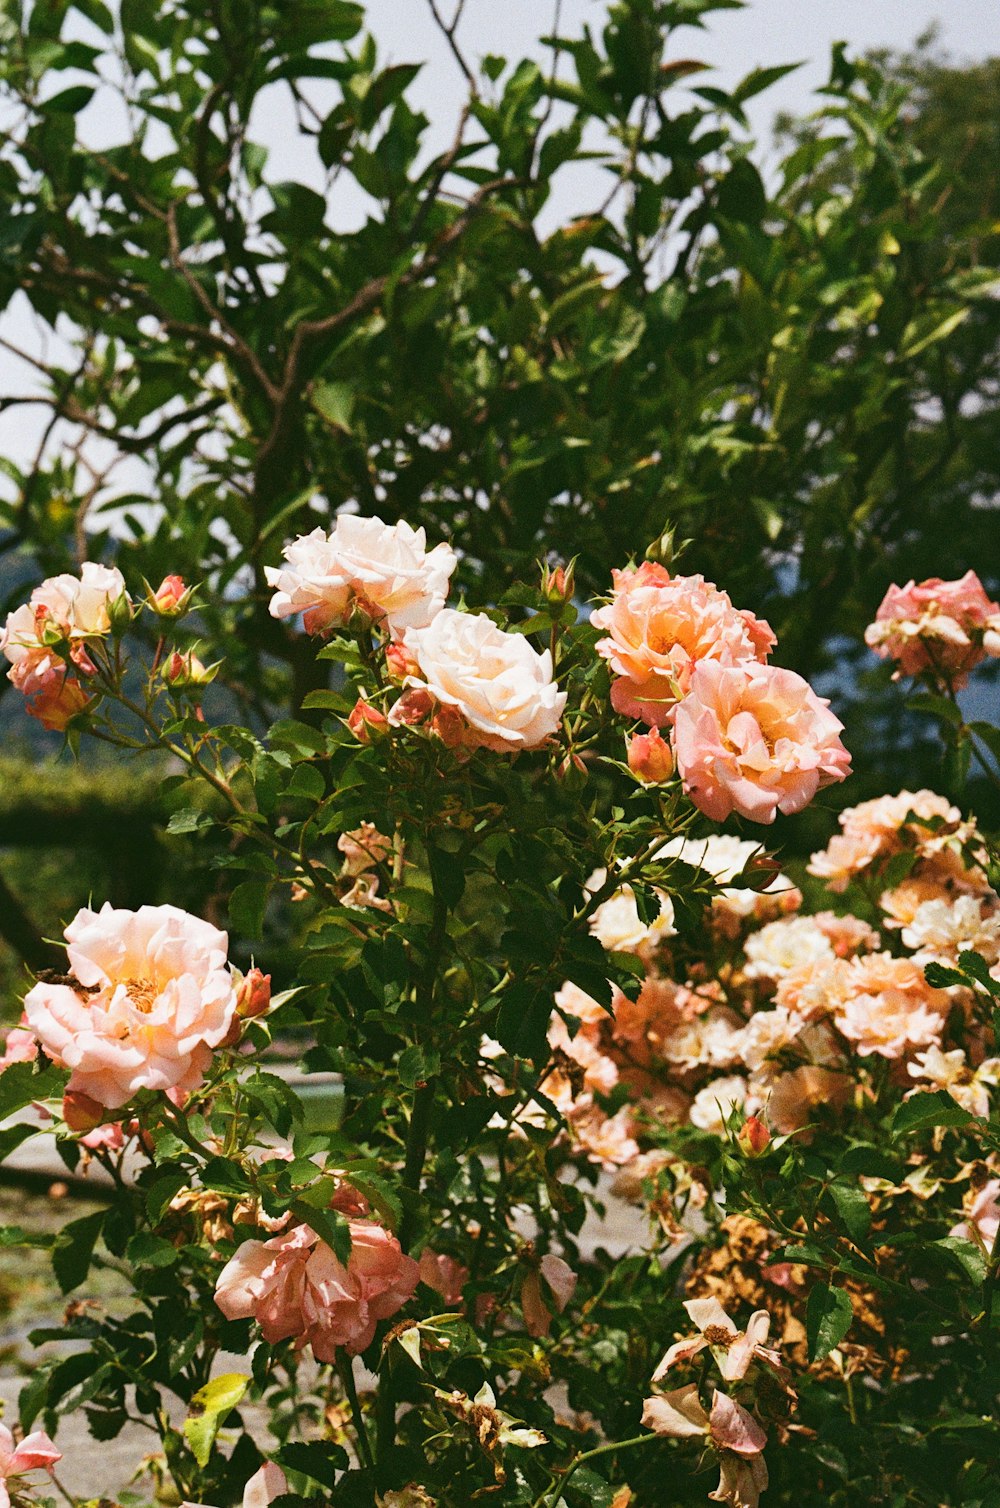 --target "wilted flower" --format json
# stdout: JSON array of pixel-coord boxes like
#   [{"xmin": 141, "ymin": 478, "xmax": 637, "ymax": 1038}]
[{"xmin": 653, "ymin": 1298, "xmax": 783, "ymax": 1382}]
